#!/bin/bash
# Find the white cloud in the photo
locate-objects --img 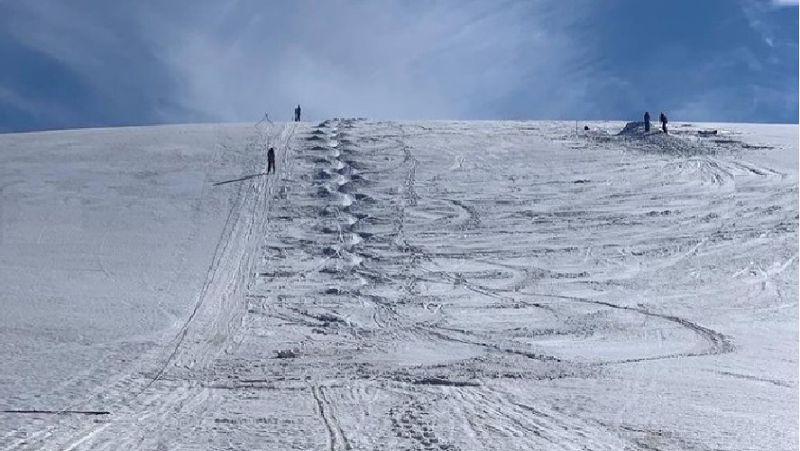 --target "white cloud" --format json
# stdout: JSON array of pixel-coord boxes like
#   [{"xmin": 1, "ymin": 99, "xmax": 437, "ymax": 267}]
[
  {"xmin": 131, "ymin": 0, "xmax": 593, "ymax": 121},
  {"xmin": 1, "ymin": 0, "xmax": 793, "ymax": 126},
  {"xmin": 740, "ymin": 0, "xmax": 797, "ymax": 50}
]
